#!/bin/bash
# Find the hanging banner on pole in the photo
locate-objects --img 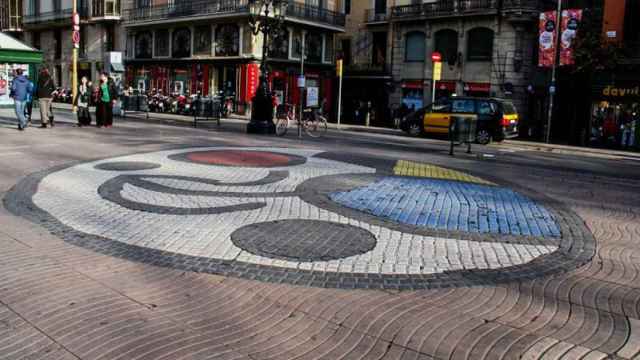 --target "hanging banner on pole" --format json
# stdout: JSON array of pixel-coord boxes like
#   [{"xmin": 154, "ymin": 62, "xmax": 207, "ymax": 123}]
[
  {"xmin": 538, "ymin": 11, "xmax": 557, "ymax": 67},
  {"xmin": 559, "ymin": 9, "xmax": 582, "ymax": 66}
]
